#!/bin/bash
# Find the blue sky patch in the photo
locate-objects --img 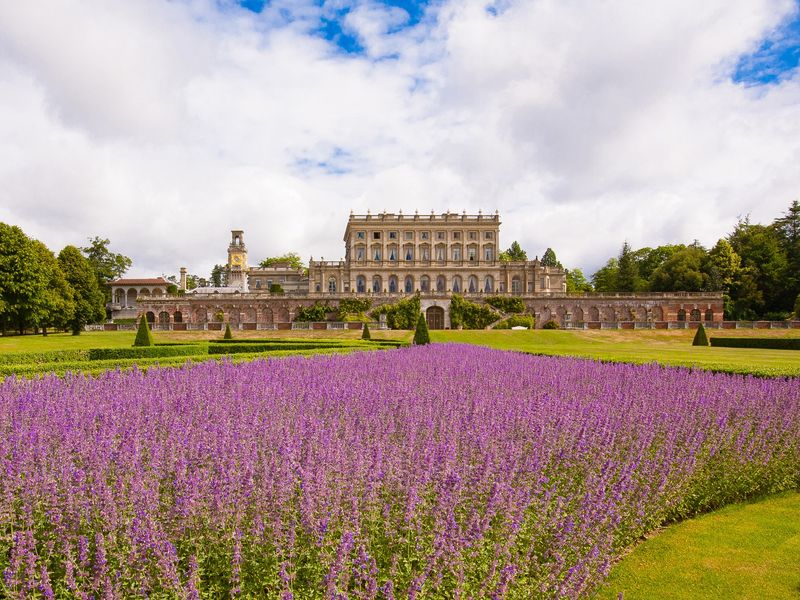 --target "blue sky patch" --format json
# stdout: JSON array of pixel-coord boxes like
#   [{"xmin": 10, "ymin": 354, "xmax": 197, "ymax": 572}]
[{"xmin": 733, "ymin": 6, "xmax": 800, "ymax": 85}]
